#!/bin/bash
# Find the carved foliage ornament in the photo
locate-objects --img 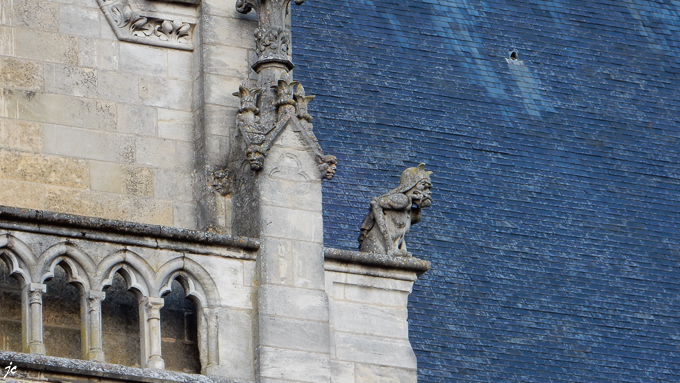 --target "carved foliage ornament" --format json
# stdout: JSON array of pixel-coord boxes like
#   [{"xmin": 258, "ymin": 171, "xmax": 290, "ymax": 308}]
[
  {"xmin": 235, "ymin": 0, "xmax": 306, "ymax": 71},
  {"xmin": 99, "ymin": 0, "xmax": 195, "ymax": 50},
  {"xmin": 233, "ymin": 80, "xmax": 336, "ymax": 179},
  {"xmin": 358, "ymin": 164, "xmax": 433, "ymax": 256}
]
